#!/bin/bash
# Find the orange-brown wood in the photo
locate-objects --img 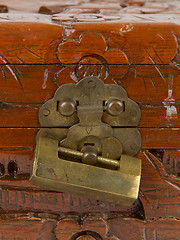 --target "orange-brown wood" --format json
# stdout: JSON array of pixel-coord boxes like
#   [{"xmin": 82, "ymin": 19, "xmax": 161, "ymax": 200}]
[
  {"xmin": 0, "ymin": 0, "xmax": 180, "ymax": 238},
  {"xmin": 1, "ymin": 103, "xmax": 180, "ymax": 128},
  {"xmin": 107, "ymin": 218, "xmax": 180, "ymax": 240},
  {"xmin": 0, "ymin": 216, "xmax": 179, "ymax": 240},
  {"xmin": 0, "ymin": 149, "xmax": 179, "ymax": 221},
  {"xmin": 0, "ymin": 22, "xmax": 179, "ymax": 65},
  {"xmin": 0, "ymin": 64, "xmax": 179, "ymax": 104},
  {"xmin": 1, "ymin": 128, "xmax": 180, "ymax": 149},
  {"xmin": 55, "ymin": 217, "xmax": 180, "ymax": 240},
  {"xmin": 0, "ymin": 217, "xmax": 56, "ymax": 239}
]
